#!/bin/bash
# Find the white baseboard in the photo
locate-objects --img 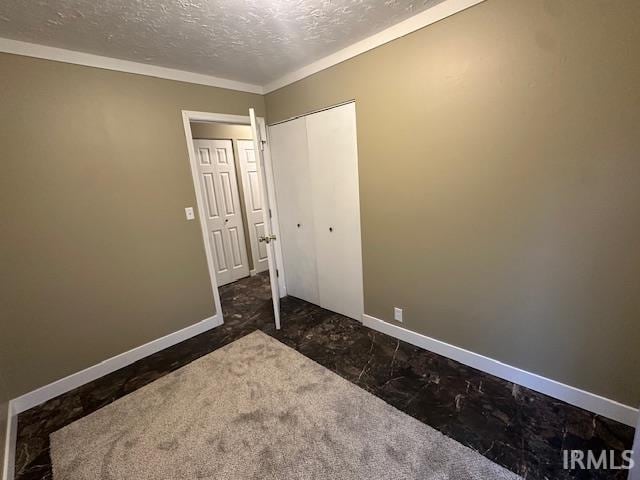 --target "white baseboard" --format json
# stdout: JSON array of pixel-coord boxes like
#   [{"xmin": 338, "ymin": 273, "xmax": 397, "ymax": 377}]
[
  {"xmin": 2, "ymin": 403, "xmax": 16, "ymax": 480},
  {"xmin": 362, "ymin": 314, "xmax": 638, "ymax": 427},
  {"xmin": 11, "ymin": 315, "xmax": 222, "ymax": 415},
  {"xmin": 2, "ymin": 315, "xmax": 222, "ymax": 480}
]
